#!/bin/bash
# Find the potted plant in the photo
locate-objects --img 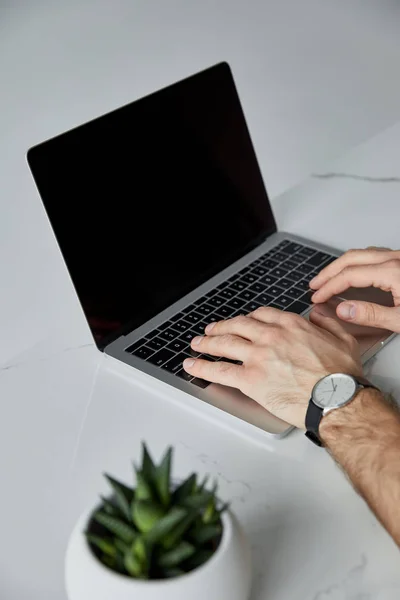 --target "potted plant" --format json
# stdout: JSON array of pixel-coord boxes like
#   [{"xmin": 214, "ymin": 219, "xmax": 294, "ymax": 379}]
[{"xmin": 65, "ymin": 444, "xmax": 251, "ymax": 600}]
